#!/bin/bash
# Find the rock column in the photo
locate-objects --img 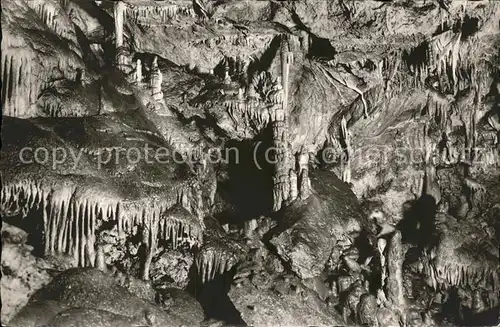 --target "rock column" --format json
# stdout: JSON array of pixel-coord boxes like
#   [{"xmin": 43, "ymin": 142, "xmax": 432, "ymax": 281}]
[
  {"xmin": 271, "ymin": 50, "xmax": 294, "ymax": 211},
  {"xmin": 114, "ymin": 1, "xmax": 128, "ymax": 71},
  {"xmin": 385, "ymin": 231, "xmax": 405, "ymax": 311},
  {"xmin": 149, "ymin": 56, "xmax": 170, "ymax": 115},
  {"xmin": 298, "ymin": 147, "xmax": 310, "ymax": 200},
  {"xmin": 341, "ymin": 116, "xmax": 351, "ymax": 184}
]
